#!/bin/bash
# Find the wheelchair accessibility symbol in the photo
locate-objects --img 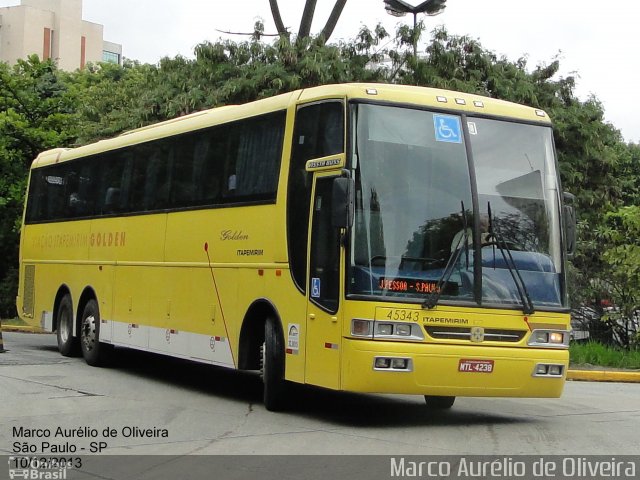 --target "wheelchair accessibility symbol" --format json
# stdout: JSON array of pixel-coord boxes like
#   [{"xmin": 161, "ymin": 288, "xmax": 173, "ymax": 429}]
[
  {"xmin": 311, "ymin": 278, "xmax": 321, "ymax": 298},
  {"xmin": 433, "ymin": 114, "xmax": 462, "ymax": 143}
]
